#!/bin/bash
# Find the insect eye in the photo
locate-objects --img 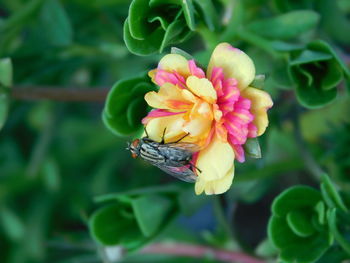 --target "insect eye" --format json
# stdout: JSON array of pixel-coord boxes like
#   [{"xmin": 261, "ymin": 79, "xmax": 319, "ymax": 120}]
[
  {"xmin": 131, "ymin": 153, "xmax": 138, "ymax": 159},
  {"xmin": 132, "ymin": 139, "xmax": 140, "ymax": 148}
]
